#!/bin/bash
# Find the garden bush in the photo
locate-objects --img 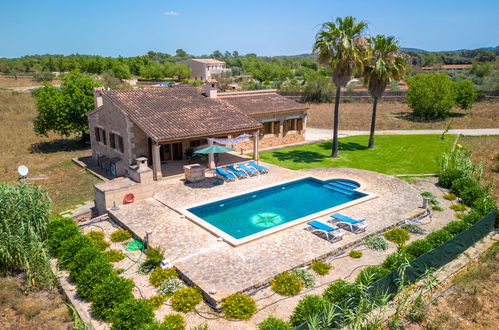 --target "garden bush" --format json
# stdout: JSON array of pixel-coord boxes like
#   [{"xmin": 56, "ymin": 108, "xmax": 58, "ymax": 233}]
[
  {"xmin": 46, "ymin": 216, "xmax": 80, "ymax": 256},
  {"xmin": 348, "ymin": 250, "xmax": 363, "ymax": 258},
  {"xmin": 438, "ymin": 149, "xmax": 474, "ymax": 189},
  {"xmin": 105, "ymin": 249, "xmax": 126, "ymax": 262},
  {"xmin": 459, "ymin": 184, "xmax": 488, "ymax": 207},
  {"xmin": 158, "ymin": 277, "xmax": 184, "ymax": 297},
  {"xmin": 404, "ymin": 239, "xmax": 433, "ymax": 258},
  {"xmin": 310, "ymin": 260, "xmax": 331, "ymax": 276},
  {"xmin": 362, "ymin": 235, "xmax": 389, "ymax": 251},
  {"xmin": 291, "ymin": 269, "xmax": 315, "ymax": 288},
  {"xmin": 270, "ymin": 272, "xmax": 303, "ymax": 296},
  {"xmin": 86, "ymin": 231, "xmax": 110, "ymax": 250},
  {"xmin": 90, "ymin": 274, "xmax": 135, "ymax": 321},
  {"xmin": 452, "ymin": 80, "xmax": 476, "ymax": 110},
  {"xmin": 442, "ymin": 220, "xmax": 469, "ymax": 235},
  {"xmin": 75, "ymin": 258, "xmax": 115, "ymax": 300},
  {"xmin": 111, "ymin": 298, "xmax": 155, "ymax": 330},
  {"xmin": 110, "ymin": 229, "xmax": 132, "ymax": 242},
  {"xmin": 450, "ymin": 204, "xmax": 467, "ymax": 212},
  {"xmin": 322, "ymin": 280, "xmax": 359, "ymax": 304},
  {"xmin": 139, "ymin": 247, "xmax": 164, "ymax": 274},
  {"xmin": 355, "ymin": 266, "xmax": 391, "ymax": 286},
  {"xmin": 67, "ymin": 245, "xmax": 104, "ymax": 278},
  {"xmin": 384, "ymin": 228, "xmax": 410, "ymax": 245},
  {"xmin": 290, "ymin": 295, "xmax": 329, "ymax": 327},
  {"xmin": 163, "ymin": 314, "xmax": 185, "ymax": 330},
  {"xmin": 425, "ymin": 229, "xmax": 453, "ymax": 248},
  {"xmin": 222, "ymin": 293, "xmax": 257, "ymax": 320},
  {"xmin": 149, "ymin": 267, "xmax": 178, "ymax": 287},
  {"xmin": 401, "ymin": 223, "xmax": 425, "ymax": 235},
  {"xmin": 258, "ymin": 316, "xmax": 292, "ymax": 330},
  {"xmin": 443, "ymin": 193, "xmax": 457, "ymax": 201},
  {"xmin": 451, "ymin": 176, "xmax": 478, "ymax": 197},
  {"xmin": 57, "ymin": 235, "xmax": 95, "ymax": 269},
  {"xmin": 146, "ymin": 295, "xmax": 166, "ymax": 310},
  {"xmin": 406, "ymin": 73, "xmax": 455, "ymax": 119},
  {"xmin": 382, "ymin": 251, "xmax": 414, "ymax": 271},
  {"xmin": 171, "ymin": 287, "xmax": 203, "ymax": 312},
  {"xmin": 438, "ymin": 168, "xmax": 467, "ymax": 189}
]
